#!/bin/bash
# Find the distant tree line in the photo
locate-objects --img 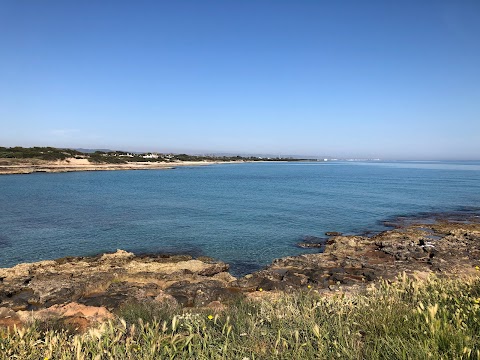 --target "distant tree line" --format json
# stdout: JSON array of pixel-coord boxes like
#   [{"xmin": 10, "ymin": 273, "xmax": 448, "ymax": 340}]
[
  {"xmin": 0, "ymin": 146, "xmax": 83, "ymax": 161},
  {"xmin": 0, "ymin": 146, "xmax": 310, "ymax": 163}
]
